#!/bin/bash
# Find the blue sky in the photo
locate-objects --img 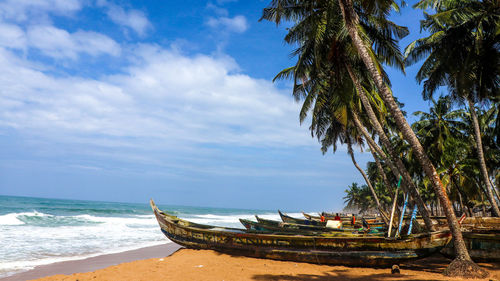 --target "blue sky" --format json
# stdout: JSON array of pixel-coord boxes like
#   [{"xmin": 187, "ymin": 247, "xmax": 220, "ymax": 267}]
[{"xmin": 0, "ymin": 0, "xmax": 432, "ymax": 211}]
